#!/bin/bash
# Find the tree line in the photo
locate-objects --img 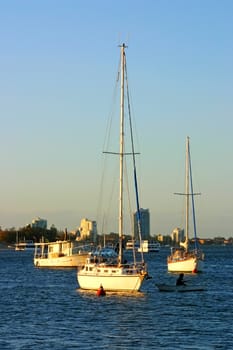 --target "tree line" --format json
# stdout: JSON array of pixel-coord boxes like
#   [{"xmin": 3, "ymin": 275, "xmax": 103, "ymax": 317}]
[{"xmin": 0, "ymin": 225, "xmax": 61, "ymax": 244}]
